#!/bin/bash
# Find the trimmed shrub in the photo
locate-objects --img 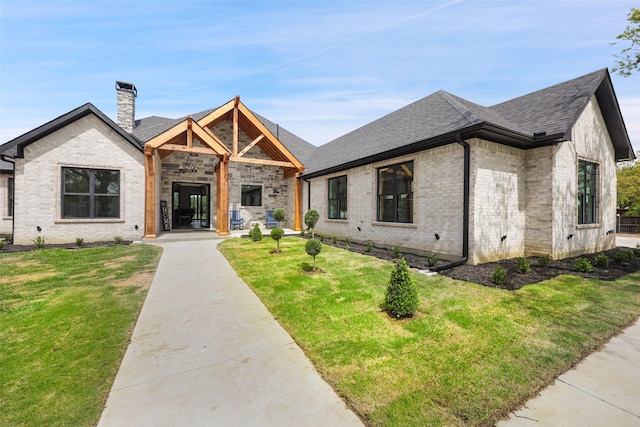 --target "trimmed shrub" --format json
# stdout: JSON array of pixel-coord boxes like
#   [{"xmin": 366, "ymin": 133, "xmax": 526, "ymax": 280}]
[
  {"xmin": 538, "ymin": 254, "xmax": 551, "ymax": 268},
  {"xmin": 273, "ymin": 208, "xmax": 286, "ymax": 223},
  {"xmin": 492, "ymin": 266, "xmax": 507, "ymax": 286},
  {"xmin": 517, "ymin": 257, "xmax": 531, "ymax": 274},
  {"xmin": 76, "ymin": 237, "xmax": 84, "ymax": 247},
  {"xmin": 270, "ymin": 227, "xmax": 284, "ymax": 252},
  {"xmin": 573, "ymin": 257, "xmax": 593, "ymax": 273},
  {"xmin": 365, "ymin": 241, "xmax": 373, "ymax": 253},
  {"xmin": 332, "ymin": 235, "xmax": 337, "ymax": 244},
  {"xmin": 304, "ymin": 210, "xmax": 319, "ymax": 238},
  {"xmin": 612, "ymin": 250, "xmax": 631, "ymax": 264},
  {"xmin": 392, "ymin": 246, "xmax": 400, "ymax": 258},
  {"xmin": 305, "ymin": 238, "xmax": 322, "ymax": 271},
  {"xmin": 632, "ymin": 244, "xmax": 640, "ymax": 258},
  {"xmin": 594, "ymin": 253, "xmax": 609, "ymax": 268},
  {"xmin": 250, "ymin": 223, "xmax": 263, "ymax": 242},
  {"xmin": 384, "ymin": 258, "xmax": 418, "ymax": 318},
  {"xmin": 426, "ymin": 252, "xmax": 438, "ymax": 267}
]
